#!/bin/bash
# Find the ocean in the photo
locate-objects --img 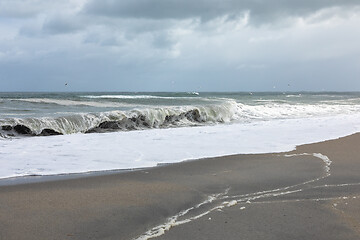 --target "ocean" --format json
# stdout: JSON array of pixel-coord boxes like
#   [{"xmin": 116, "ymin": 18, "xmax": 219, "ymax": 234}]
[{"xmin": 1, "ymin": 92, "xmax": 360, "ymax": 180}]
